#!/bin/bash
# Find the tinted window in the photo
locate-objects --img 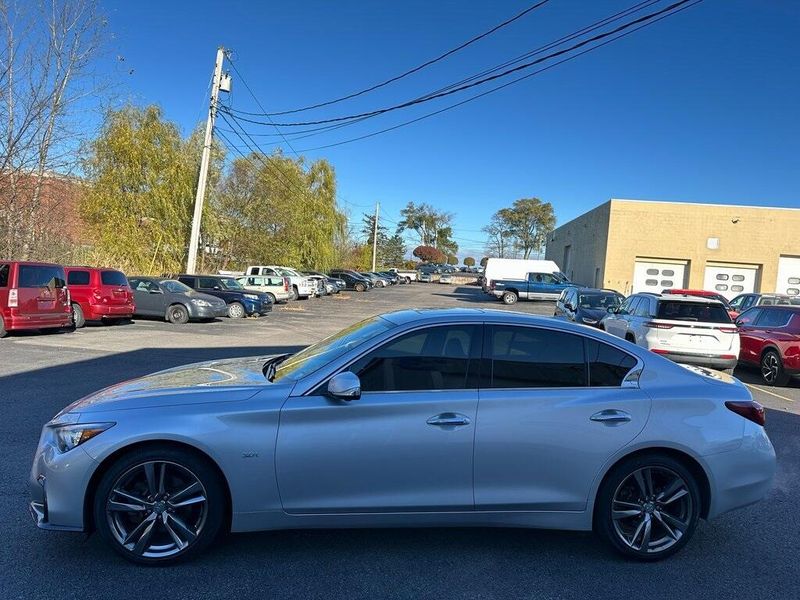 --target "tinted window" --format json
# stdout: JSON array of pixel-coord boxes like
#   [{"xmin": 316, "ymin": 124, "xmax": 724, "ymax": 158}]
[
  {"xmin": 67, "ymin": 270, "xmax": 90, "ymax": 285},
  {"xmin": 656, "ymin": 301, "xmax": 731, "ymax": 323},
  {"xmin": 0, "ymin": 264, "xmax": 8, "ymax": 287},
  {"xmin": 177, "ymin": 276, "xmax": 195, "ymax": 287},
  {"xmin": 101, "ymin": 270, "xmax": 127, "ymax": 286},
  {"xmin": 755, "ymin": 309, "xmax": 793, "ymax": 328},
  {"xmin": 741, "ymin": 295, "xmax": 756, "ymax": 310},
  {"xmin": 736, "ymin": 308, "xmax": 761, "ymax": 326},
  {"xmin": 18, "ymin": 265, "xmax": 65, "ymax": 289},
  {"xmin": 633, "ymin": 298, "xmax": 652, "ymax": 317},
  {"xmin": 586, "ymin": 339, "xmax": 638, "ymax": 386},
  {"xmin": 489, "ymin": 326, "xmax": 586, "ymax": 388},
  {"xmin": 350, "ymin": 325, "xmax": 479, "ymax": 392},
  {"xmin": 161, "ymin": 280, "xmax": 192, "ymax": 293},
  {"xmin": 198, "ymin": 277, "xmax": 219, "ymax": 289},
  {"xmin": 625, "ymin": 297, "xmax": 642, "ymax": 316}
]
